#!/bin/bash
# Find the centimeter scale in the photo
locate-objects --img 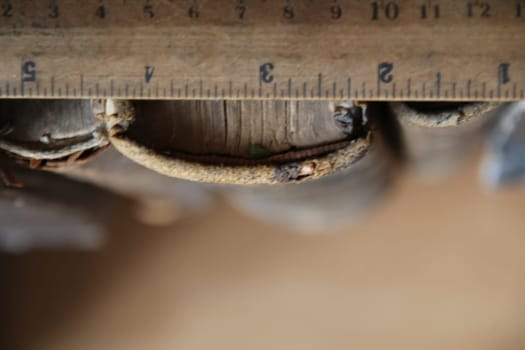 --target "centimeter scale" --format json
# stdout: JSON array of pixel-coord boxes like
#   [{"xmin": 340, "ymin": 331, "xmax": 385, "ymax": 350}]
[{"xmin": 0, "ymin": 0, "xmax": 523, "ymax": 101}]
